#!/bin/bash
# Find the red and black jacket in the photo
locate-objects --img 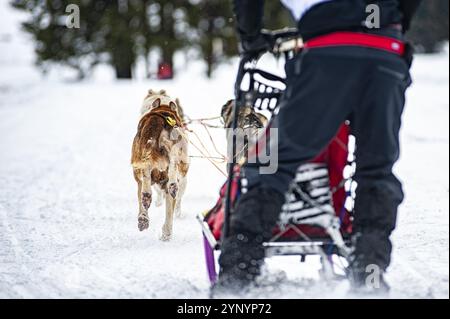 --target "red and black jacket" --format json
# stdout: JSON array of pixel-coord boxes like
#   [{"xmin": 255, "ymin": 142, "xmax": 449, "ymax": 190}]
[{"xmin": 233, "ymin": 0, "xmax": 423, "ymax": 41}]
